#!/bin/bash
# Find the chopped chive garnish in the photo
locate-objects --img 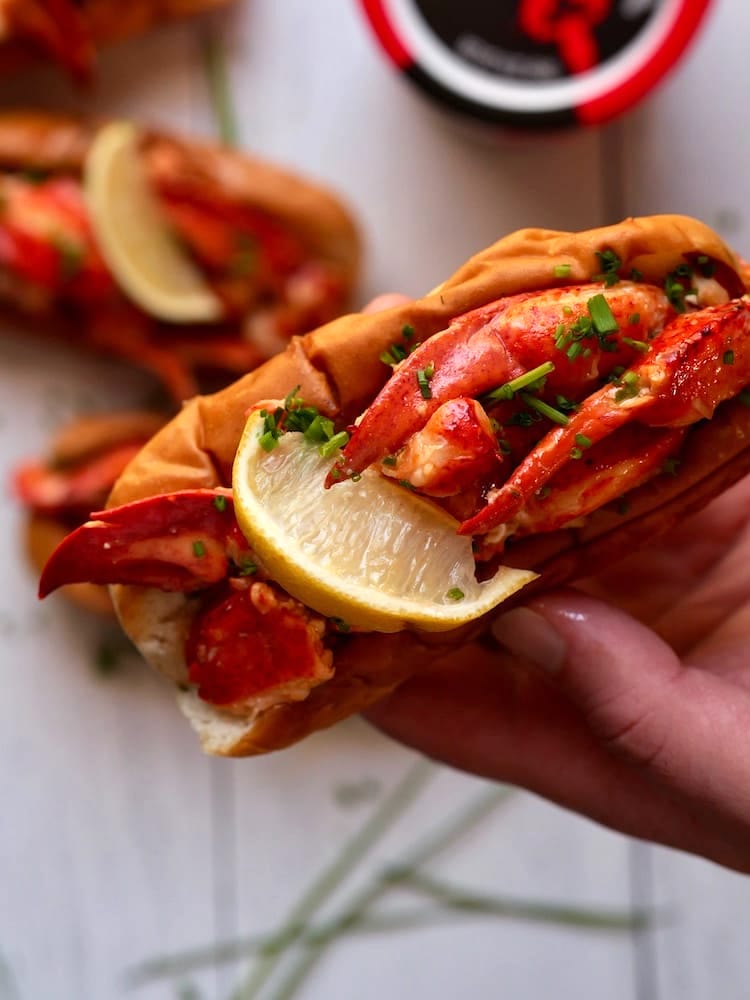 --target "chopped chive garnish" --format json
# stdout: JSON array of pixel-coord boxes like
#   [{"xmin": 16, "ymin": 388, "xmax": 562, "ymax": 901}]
[
  {"xmin": 380, "ymin": 343, "xmax": 407, "ymax": 366},
  {"xmin": 739, "ymin": 390, "xmax": 750, "ymax": 407},
  {"xmin": 587, "ymin": 294, "xmax": 619, "ymax": 335},
  {"xmin": 628, "ymin": 313, "xmax": 640, "ymax": 325},
  {"xmin": 213, "ymin": 495, "xmax": 227, "ymax": 512},
  {"xmin": 575, "ymin": 434, "xmax": 592, "ymax": 449},
  {"xmin": 258, "ymin": 430, "xmax": 279, "ymax": 452},
  {"xmin": 570, "ymin": 447, "xmax": 583, "ymax": 460},
  {"xmin": 508, "ymin": 410, "xmax": 538, "ymax": 427},
  {"xmin": 537, "ymin": 486, "xmax": 552, "ymax": 499},
  {"xmin": 622, "ymin": 336, "xmax": 650, "ymax": 352},
  {"xmin": 630, "ymin": 268, "xmax": 643, "ymax": 282},
  {"xmin": 416, "ymin": 365, "xmax": 434, "ymax": 399},
  {"xmin": 238, "ymin": 559, "xmax": 257, "ymax": 576},
  {"xmin": 398, "ymin": 479, "xmax": 415, "ymax": 490},
  {"xmin": 192, "ymin": 540, "xmax": 206, "ymax": 558},
  {"xmin": 696, "ymin": 254, "xmax": 716, "ymax": 277},
  {"xmin": 614, "ymin": 372, "xmax": 640, "ymax": 402},
  {"xmin": 605, "ymin": 365, "xmax": 626, "ymax": 384},
  {"xmin": 498, "ymin": 438, "xmax": 512, "ymax": 455},
  {"xmin": 382, "ymin": 455, "xmax": 398, "ymax": 467},
  {"xmin": 723, "ymin": 350, "xmax": 735, "ymax": 365},
  {"xmin": 402, "ymin": 323, "xmax": 415, "ymax": 340},
  {"xmin": 330, "ymin": 617, "xmax": 351, "ymax": 633},
  {"xmin": 554, "ymin": 264, "xmax": 572, "ymax": 278},
  {"xmin": 445, "ymin": 587, "xmax": 465, "ymax": 601},
  {"xmin": 555, "ymin": 394, "xmax": 578, "ymax": 412},
  {"xmin": 55, "ymin": 240, "xmax": 84, "ymax": 281},
  {"xmin": 283, "ymin": 385, "xmax": 302, "ymax": 408},
  {"xmin": 567, "ymin": 341, "xmax": 584, "ymax": 361},
  {"xmin": 484, "ymin": 362, "xmax": 555, "ymax": 403},
  {"xmin": 562, "ymin": 305, "xmax": 573, "ymax": 316},
  {"xmin": 664, "ymin": 269, "xmax": 694, "ymax": 313},
  {"xmin": 303, "ymin": 414, "xmax": 335, "ymax": 443},
  {"xmin": 519, "ymin": 392, "xmax": 569, "ymax": 426},
  {"xmin": 593, "ymin": 249, "xmax": 622, "ymax": 286},
  {"xmin": 319, "ymin": 431, "xmax": 349, "ymax": 458}
]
